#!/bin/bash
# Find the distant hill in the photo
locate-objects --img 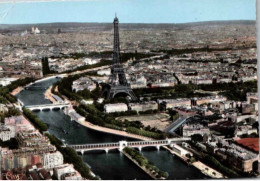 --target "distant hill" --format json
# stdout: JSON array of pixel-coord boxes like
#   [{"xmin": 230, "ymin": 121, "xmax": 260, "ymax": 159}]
[{"xmin": 0, "ymin": 20, "xmax": 255, "ymax": 34}]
